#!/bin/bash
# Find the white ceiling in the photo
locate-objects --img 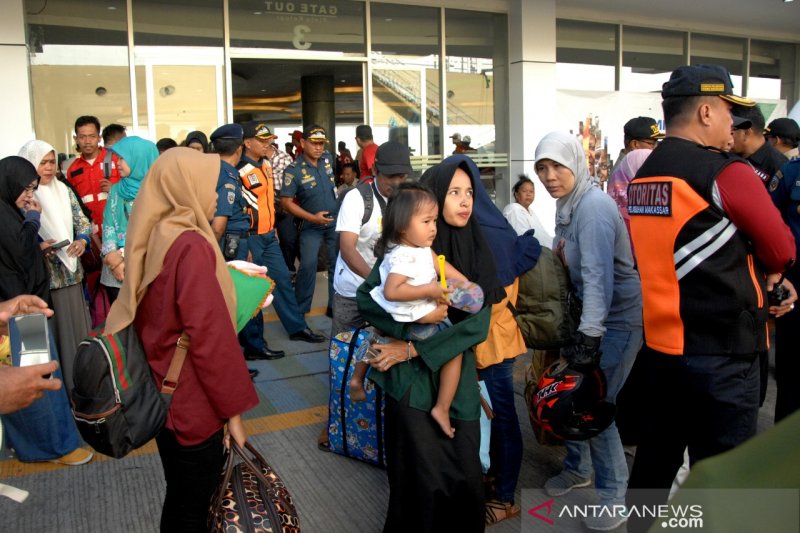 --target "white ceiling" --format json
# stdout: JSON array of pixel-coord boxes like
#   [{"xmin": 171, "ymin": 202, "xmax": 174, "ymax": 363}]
[{"xmin": 556, "ymin": 0, "xmax": 800, "ymax": 43}]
